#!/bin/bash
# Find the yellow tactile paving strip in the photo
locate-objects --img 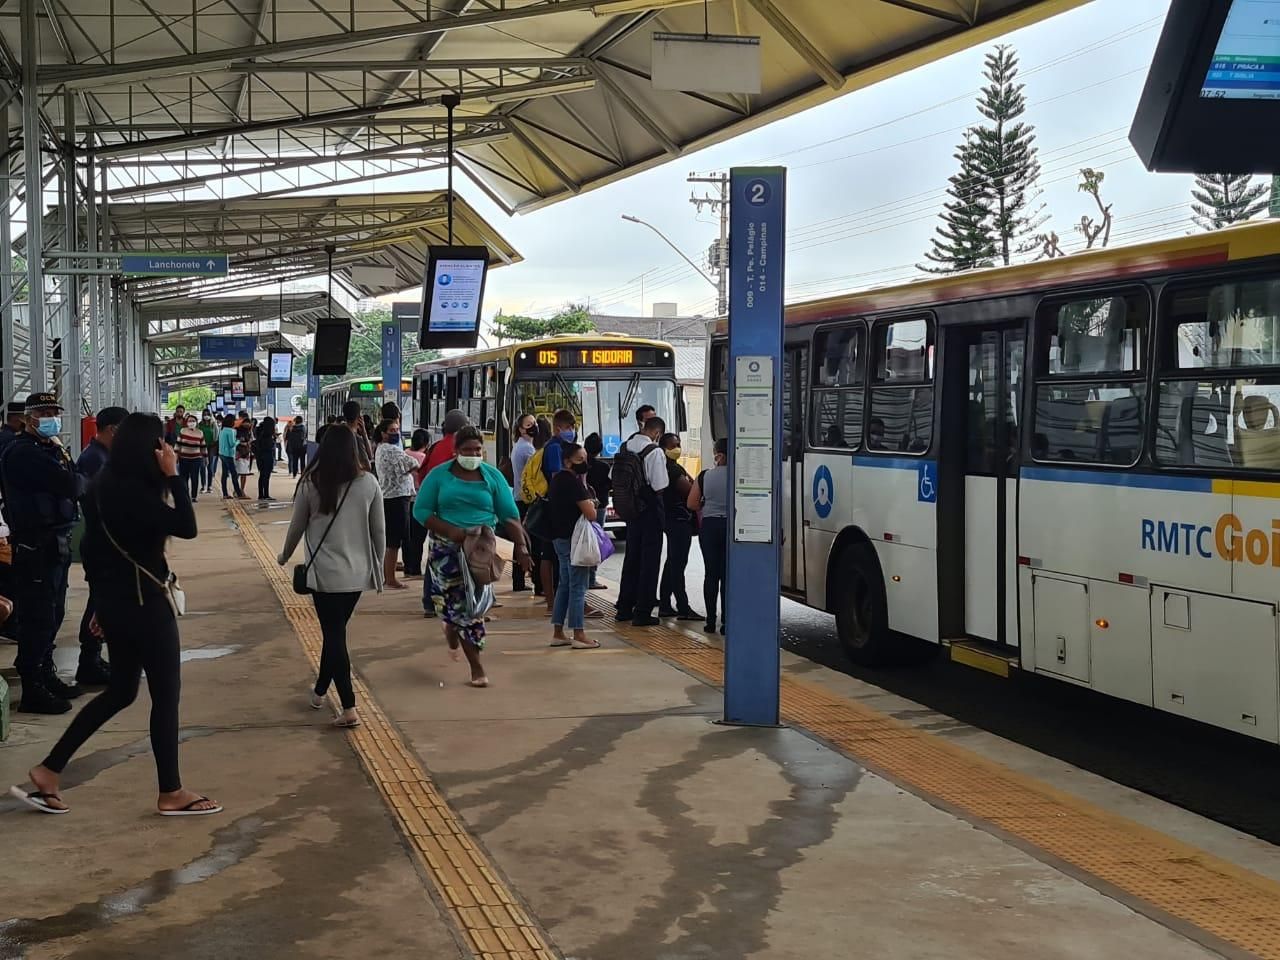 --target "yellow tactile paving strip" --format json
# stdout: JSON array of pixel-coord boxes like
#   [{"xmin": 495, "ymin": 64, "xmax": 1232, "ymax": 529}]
[
  {"xmin": 591, "ymin": 602, "xmax": 1280, "ymax": 959},
  {"xmin": 228, "ymin": 502, "xmax": 556, "ymax": 960}
]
